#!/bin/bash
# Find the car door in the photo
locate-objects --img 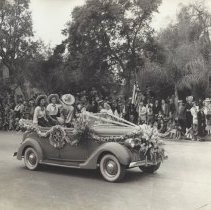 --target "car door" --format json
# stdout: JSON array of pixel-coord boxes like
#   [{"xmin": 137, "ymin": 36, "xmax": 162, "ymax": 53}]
[
  {"xmin": 37, "ymin": 136, "xmax": 60, "ymax": 160},
  {"xmin": 60, "ymin": 138, "xmax": 100, "ymax": 162}
]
